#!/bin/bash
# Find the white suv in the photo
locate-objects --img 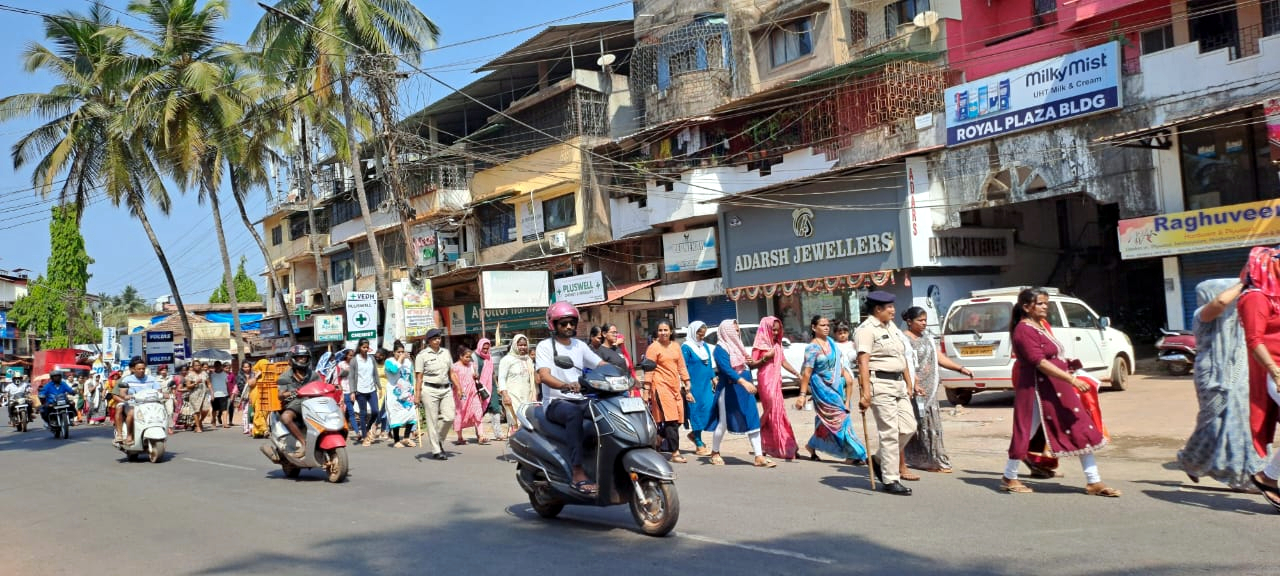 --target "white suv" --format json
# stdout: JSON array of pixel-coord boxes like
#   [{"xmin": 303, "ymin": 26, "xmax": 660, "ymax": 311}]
[
  {"xmin": 938, "ymin": 287, "xmax": 1135, "ymax": 406},
  {"xmin": 674, "ymin": 324, "xmax": 806, "ymax": 388}
]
